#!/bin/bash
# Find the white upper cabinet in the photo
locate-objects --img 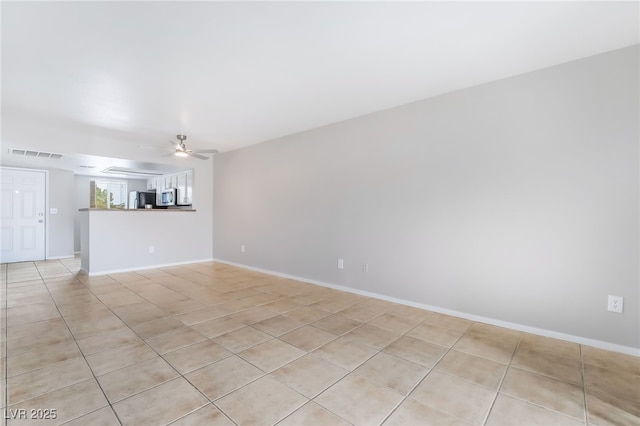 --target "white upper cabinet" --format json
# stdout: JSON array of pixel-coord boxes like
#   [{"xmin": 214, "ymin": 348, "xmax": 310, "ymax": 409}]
[
  {"xmin": 186, "ymin": 170, "xmax": 193, "ymax": 205},
  {"xmin": 176, "ymin": 170, "xmax": 193, "ymax": 205},
  {"xmin": 176, "ymin": 172, "xmax": 187, "ymax": 204},
  {"xmin": 150, "ymin": 170, "xmax": 194, "ymax": 205}
]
